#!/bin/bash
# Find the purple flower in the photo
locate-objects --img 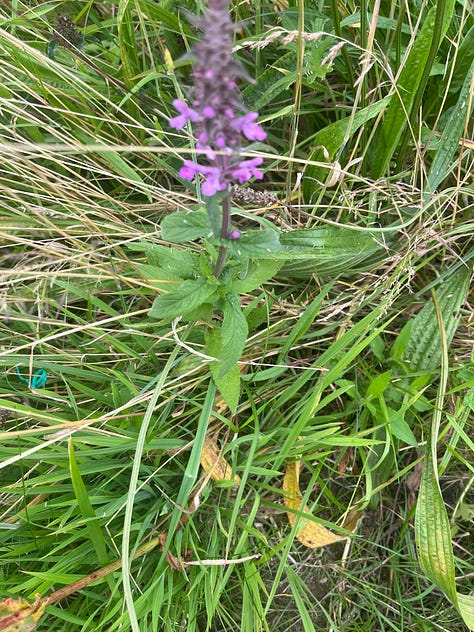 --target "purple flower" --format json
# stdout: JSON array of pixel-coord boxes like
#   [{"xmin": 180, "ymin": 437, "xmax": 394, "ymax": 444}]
[
  {"xmin": 234, "ymin": 112, "xmax": 267, "ymax": 141},
  {"xmin": 169, "ymin": 99, "xmax": 199, "ymax": 129},
  {"xmin": 179, "ymin": 160, "xmax": 201, "ymax": 181},
  {"xmin": 231, "ymin": 158, "xmax": 264, "ymax": 184},
  {"xmin": 201, "ymin": 168, "xmax": 227, "ymax": 196}
]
